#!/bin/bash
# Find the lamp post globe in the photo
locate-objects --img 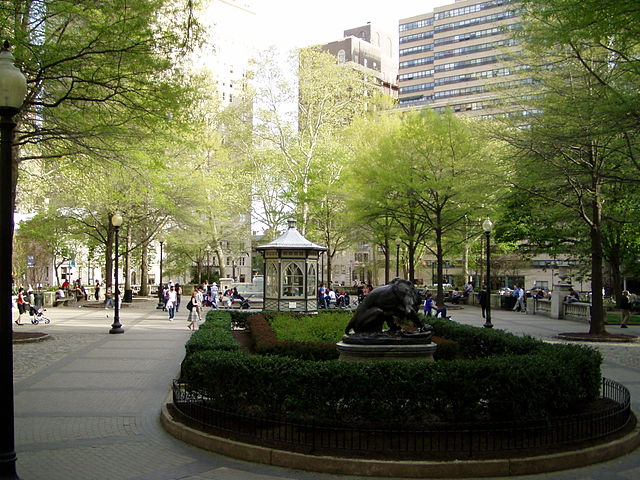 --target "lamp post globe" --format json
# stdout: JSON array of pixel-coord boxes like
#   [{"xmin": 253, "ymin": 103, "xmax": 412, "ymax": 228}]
[
  {"xmin": 0, "ymin": 40, "xmax": 27, "ymax": 480},
  {"xmin": 482, "ymin": 216, "xmax": 494, "ymax": 329},
  {"xmin": 109, "ymin": 213, "xmax": 125, "ymax": 334}
]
